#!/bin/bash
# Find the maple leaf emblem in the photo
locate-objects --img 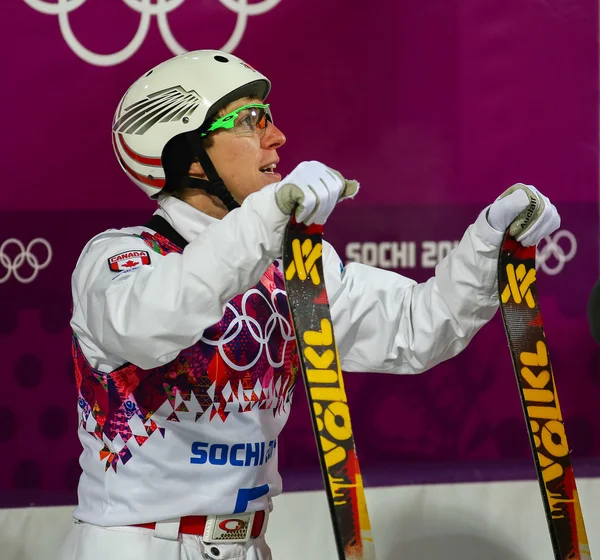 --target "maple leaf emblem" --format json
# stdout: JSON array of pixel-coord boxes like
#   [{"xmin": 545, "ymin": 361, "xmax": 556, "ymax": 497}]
[{"xmin": 122, "ymin": 260, "xmax": 139, "ymax": 268}]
